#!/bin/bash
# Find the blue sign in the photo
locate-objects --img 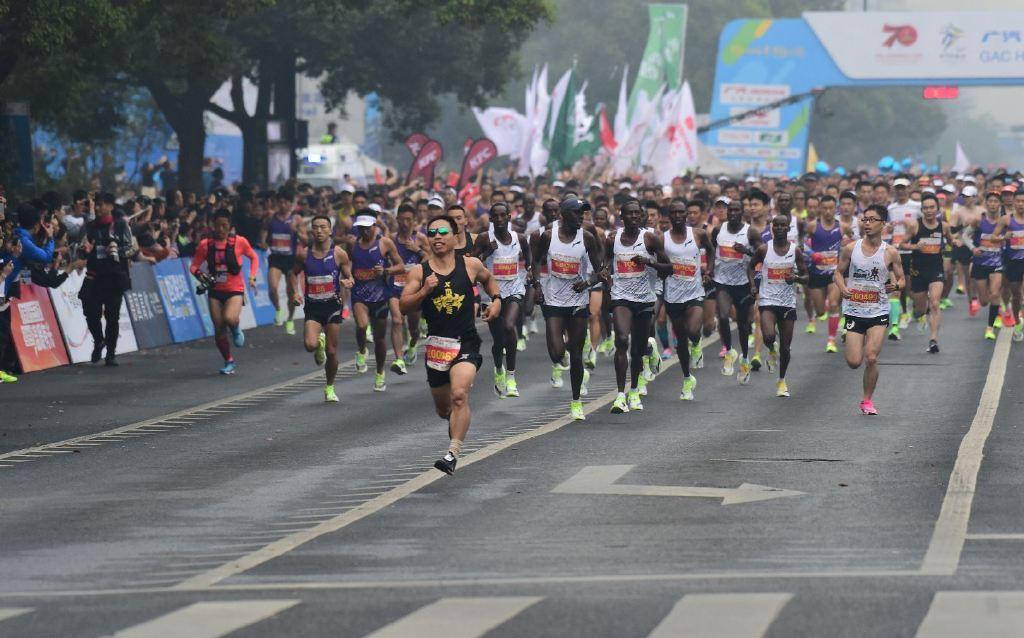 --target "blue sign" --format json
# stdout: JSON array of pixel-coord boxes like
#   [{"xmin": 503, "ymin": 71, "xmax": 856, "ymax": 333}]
[
  {"xmin": 244, "ymin": 250, "xmax": 276, "ymax": 326},
  {"xmin": 124, "ymin": 262, "xmax": 174, "ymax": 349},
  {"xmin": 153, "ymin": 259, "xmax": 205, "ymax": 343},
  {"xmin": 181, "ymin": 258, "xmax": 215, "ymax": 337}
]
